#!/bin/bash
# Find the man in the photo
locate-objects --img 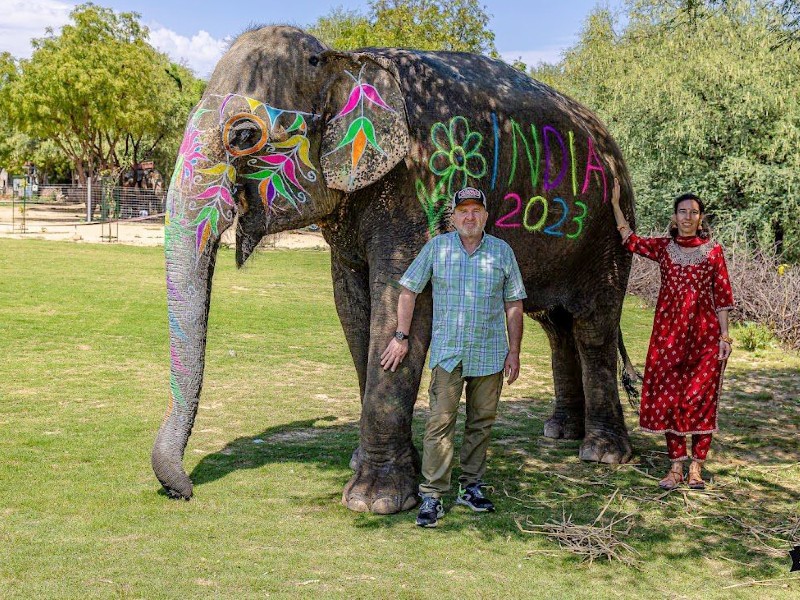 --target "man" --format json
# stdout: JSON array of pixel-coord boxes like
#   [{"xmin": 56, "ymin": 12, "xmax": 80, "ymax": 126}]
[{"xmin": 381, "ymin": 186, "xmax": 526, "ymax": 528}]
